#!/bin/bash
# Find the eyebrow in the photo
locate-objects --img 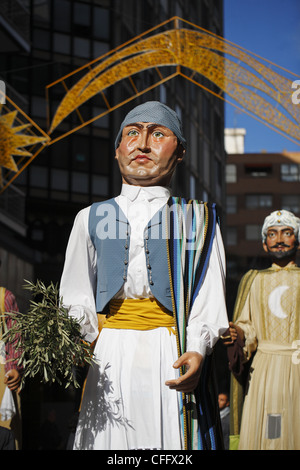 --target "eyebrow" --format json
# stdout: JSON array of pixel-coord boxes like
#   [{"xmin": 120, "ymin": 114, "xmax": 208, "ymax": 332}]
[
  {"xmin": 125, "ymin": 123, "xmax": 167, "ymax": 130},
  {"xmin": 267, "ymin": 227, "xmax": 293, "ymax": 233}
]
